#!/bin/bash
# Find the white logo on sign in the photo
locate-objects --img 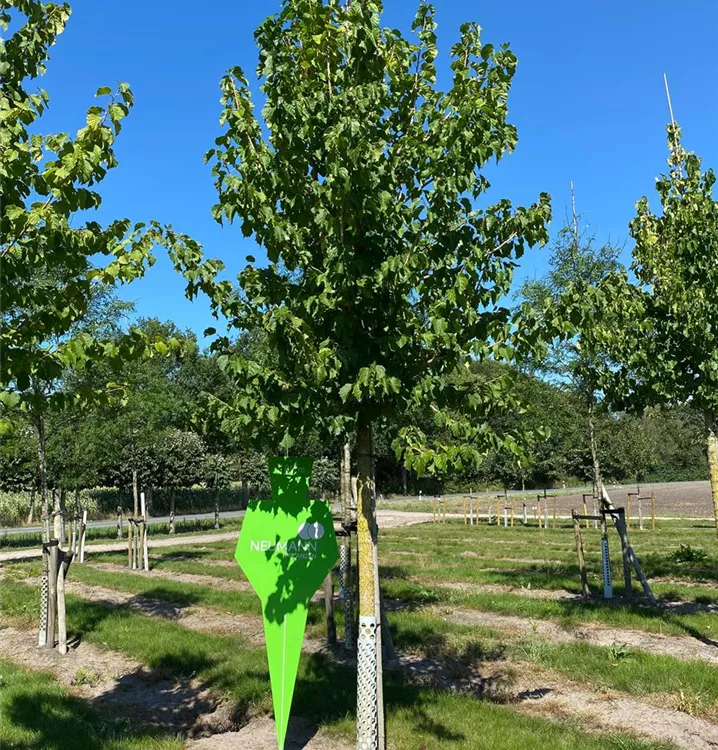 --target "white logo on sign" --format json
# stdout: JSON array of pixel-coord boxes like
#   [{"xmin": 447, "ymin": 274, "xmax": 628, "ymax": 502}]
[{"xmin": 297, "ymin": 522, "xmax": 324, "ymax": 540}]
